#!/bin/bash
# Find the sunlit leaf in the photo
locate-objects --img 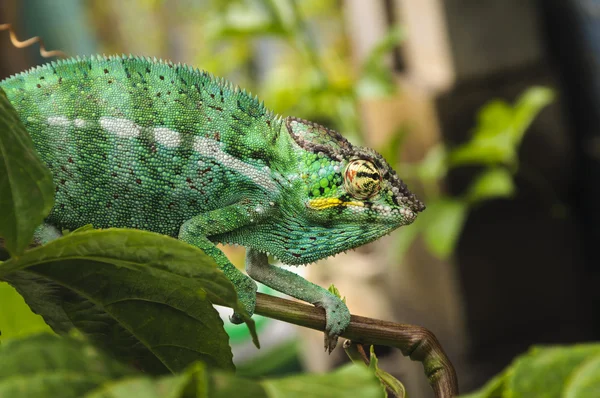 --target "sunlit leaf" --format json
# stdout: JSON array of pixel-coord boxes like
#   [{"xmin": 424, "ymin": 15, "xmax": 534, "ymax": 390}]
[
  {"xmin": 564, "ymin": 355, "xmax": 600, "ymax": 398},
  {"xmin": 467, "ymin": 168, "xmax": 515, "ymax": 204},
  {"xmin": 0, "ymin": 281, "xmax": 53, "ymax": 340},
  {"xmin": 421, "ymin": 199, "xmax": 468, "ymax": 259},
  {"xmin": 449, "ymin": 87, "xmax": 554, "ymax": 168}
]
